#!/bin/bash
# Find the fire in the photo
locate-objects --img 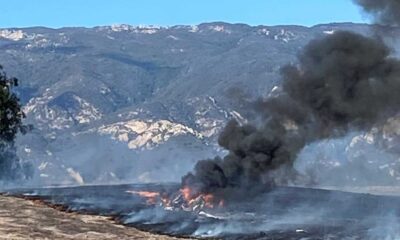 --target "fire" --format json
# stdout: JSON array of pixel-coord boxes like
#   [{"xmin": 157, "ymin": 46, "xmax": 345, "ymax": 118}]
[
  {"xmin": 180, "ymin": 186, "xmax": 216, "ymax": 208},
  {"xmin": 180, "ymin": 186, "xmax": 193, "ymax": 200},
  {"xmin": 127, "ymin": 187, "xmax": 225, "ymax": 212},
  {"xmin": 178, "ymin": 186, "xmax": 224, "ymax": 211},
  {"xmin": 126, "ymin": 190, "xmax": 160, "ymax": 205}
]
